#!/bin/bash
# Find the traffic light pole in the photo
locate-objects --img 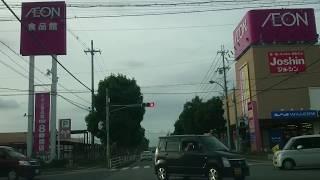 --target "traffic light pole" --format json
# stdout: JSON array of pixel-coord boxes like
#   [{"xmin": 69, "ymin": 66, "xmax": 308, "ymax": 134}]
[{"xmin": 106, "ymin": 88, "xmax": 110, "ymax": 169}]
